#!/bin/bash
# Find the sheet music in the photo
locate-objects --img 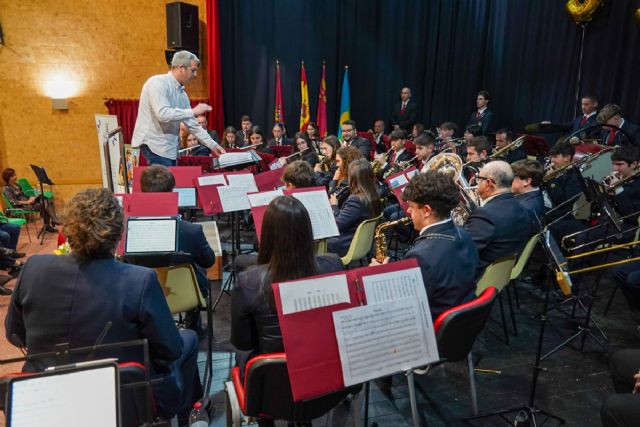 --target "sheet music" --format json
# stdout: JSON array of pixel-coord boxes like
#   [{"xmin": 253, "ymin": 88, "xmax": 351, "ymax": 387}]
[
  {"xmin": 199, "ymin": 221, "xmax": 222, "ymax": 256},
  {"xmin": 218, "ymin": 152, "xmax": 254, "ymax": 167},
  {"xmin": 361, "ymin": 266, "xmax": 435, "ymax": 344},
  {"xmin": 227, "ymin": 173, "xmax": 259, "ymax": 192},
  {"xmin": 270, "ymin": 161, "xmax": 284, "ymax": 170},
  {"xmin": 248, "ymin": 190, "xmax": 284, "ymax": 207},
  {"xmin": 172, "ymin": 187, "xmax": 196, "ymax": 207},
  {"xmin": 198, "ymin": 175, "xmax": 226, "ymax": 186},
  {"xmin": 333, "ymin": 298, "xmax": 437, "ymax": 386},
  {"xmin": 291, "ymin": 190, "xmax": 340, "ymax": 239},
  {"xmin": 405, "ymin": 169, "xmax": 419, "ymax": 179},
  {"xmin": 278, "ymin": 274, "xmax": 351, "ymax": 315},
  {"xmin": 388, "ymin": 174, "xmax": 408, "ymax": 189},
  {"xmin": 217, "ymin": 186, "xmax": 251, "ymax": 212},
  {"xmin": 126, "ymin": 218, "xmax": 177, "ymax": 253}
]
